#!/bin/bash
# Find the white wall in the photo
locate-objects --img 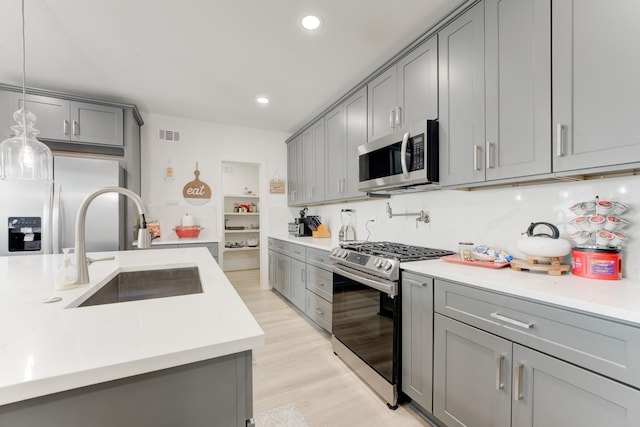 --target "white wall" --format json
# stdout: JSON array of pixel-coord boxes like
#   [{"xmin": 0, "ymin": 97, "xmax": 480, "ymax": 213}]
[
  {"xmin": 140, "ymin": 112, "xmax": 290, "ymax": 287},
  {"xmin": 301, "ymin": 175, "xmax": 640, "ymax": 280}
]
